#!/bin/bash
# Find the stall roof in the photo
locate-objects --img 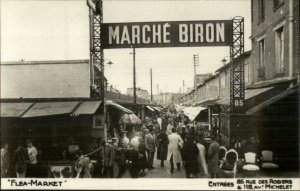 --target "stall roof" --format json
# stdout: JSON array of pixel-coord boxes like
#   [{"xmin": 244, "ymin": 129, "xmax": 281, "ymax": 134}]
[
  {"xmin": 216, "ymin": 87, "xmax": 274, "ymax": 105},
  {"xmin": 106, "ymin": 100, "xmax": 133, "ymax": 114},
  {"xmin": 146, "ymin": 105, "xmax": 155, "ymax": 112},
  {"xmin": 22, "ymin": 101, "xmax": 80, "ymax": 118},
  {"xmin": 0, "ymin": 102, "xmax": 33, "ymax": 117},
  {"xmin": 152, "ymin": 106, "xmax": 161, "ymax": 112},
  {"xmin": 247, "ymin": 88, "xmax": 298, "ymax": 114},
  {"xmin": 182, "ymin": 106, "xmax": 207, "ymax": 121},
  {"xmin": 71, "ymin": 101, "xmax": 102, "ymax": 116}
]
